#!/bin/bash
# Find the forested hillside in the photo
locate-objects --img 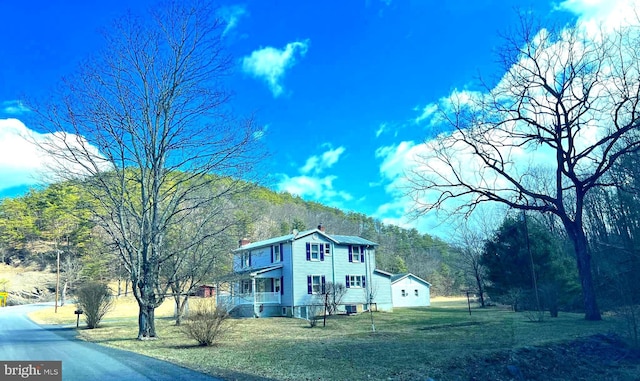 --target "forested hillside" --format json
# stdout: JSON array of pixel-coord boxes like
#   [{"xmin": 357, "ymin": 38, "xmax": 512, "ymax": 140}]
[
  {"xmin": 0, "ymin": 181, "xmax": 464, "ymax": 299},
  {"xmin": 2, "ymin": 153, "xmax": 639, "ymax": 324}
]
